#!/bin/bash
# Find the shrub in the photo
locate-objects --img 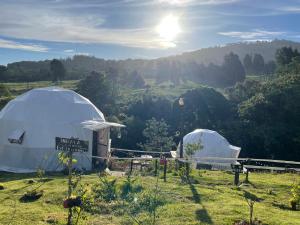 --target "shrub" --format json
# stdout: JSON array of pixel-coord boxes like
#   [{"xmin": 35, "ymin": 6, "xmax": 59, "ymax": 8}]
[
  {"xmin": 290, "ymin": 182, "xmax": 300, "ymax": 210},
  {"xmin": 93, "ymin": 177, "xmax": 117, "ymax": 202},
  {"xmin": 120, "ymin": 176, "xmax": 142, "ymax": 201}
]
